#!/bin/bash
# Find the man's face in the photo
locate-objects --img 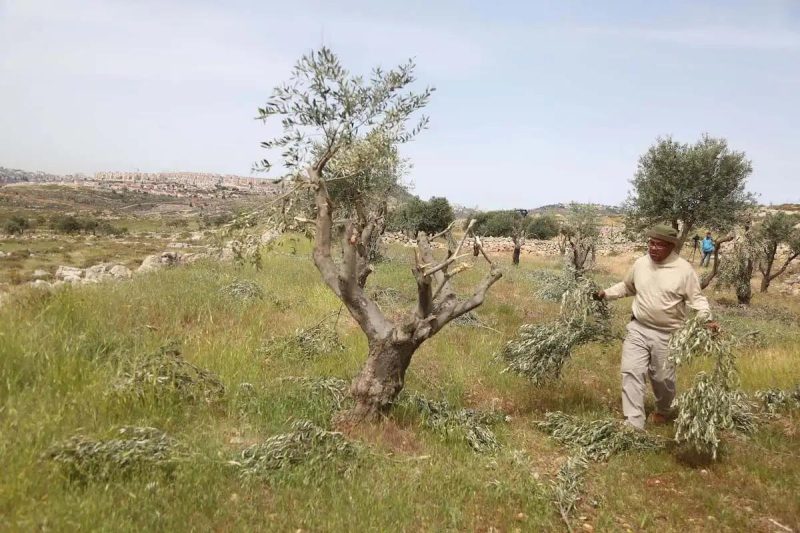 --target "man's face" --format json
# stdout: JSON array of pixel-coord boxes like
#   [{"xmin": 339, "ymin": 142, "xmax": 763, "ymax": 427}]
[{"xmin": 648, "ymin": 238, "xmax": 675, "ymax": 262}]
